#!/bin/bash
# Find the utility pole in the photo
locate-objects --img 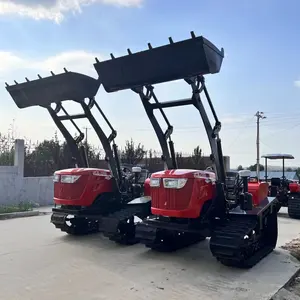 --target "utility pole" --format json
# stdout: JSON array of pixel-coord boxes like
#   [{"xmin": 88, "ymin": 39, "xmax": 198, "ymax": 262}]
[
  {"xmin": 83, "ymin": 127, "xmax": 91, "ymax": 148},
  {"xmin": 255, "ymin": 111, "xmax": 266, "ymax": 178}
]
